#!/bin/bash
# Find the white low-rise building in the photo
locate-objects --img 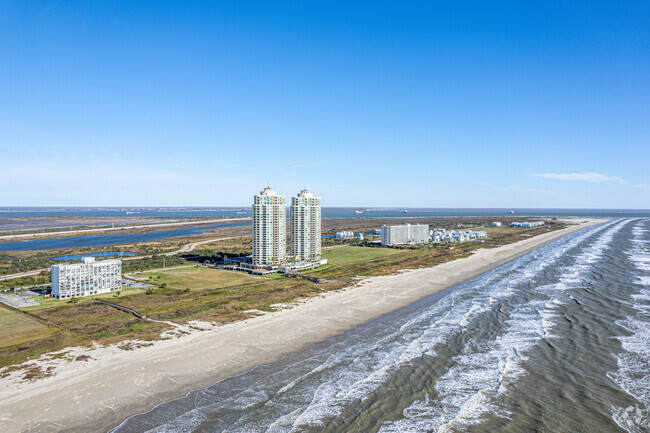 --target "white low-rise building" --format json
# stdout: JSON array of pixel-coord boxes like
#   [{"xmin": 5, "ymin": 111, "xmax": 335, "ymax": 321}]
[
  {"xmin": 335, "ymin": 231, "xmax": 354, "ymax": 239},
  {"xmin": 430, "ymin": 228, "xmax": 487, "ymax": 243},
  {"xmin": 451, "ymin": 233, "xmax": 464, "ymax": 242},
  {"xmin": 381, "ymin": 224, "xmax": 429, "ymax": 246},
  {"xmin": 278, "ymin": 258, "xmax": 328, "ymax": 273},
  {"xmin": 512, "ymin": 221, "xmax": 544, "ymax": 228},
  {"xmin": 51, "ymin": 257, "xmax": 122, "ymax": 299},
  {"xmin": 492, "ymin": 222, "xmax": 502, "ymax": 227}
]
